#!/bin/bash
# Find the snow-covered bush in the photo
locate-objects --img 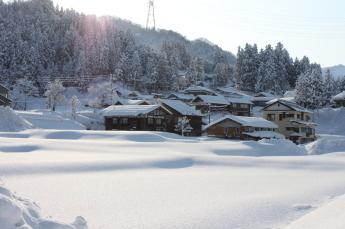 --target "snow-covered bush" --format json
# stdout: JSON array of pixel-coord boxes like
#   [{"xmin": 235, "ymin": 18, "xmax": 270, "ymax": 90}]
[
  {"xmin": 0, "ymin": 180, "xmax": 87, "ymax": 229},
  {"xmin": 44, "ymin": 80, "xmax": 65, "ymax": 111},
  {"xmin": 175, "ymin": 116, "xmax": 193, "ymax": 136},
  {"xmin": 70, "ymin": 95, "xmax": 80, "ymax": 120}
]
